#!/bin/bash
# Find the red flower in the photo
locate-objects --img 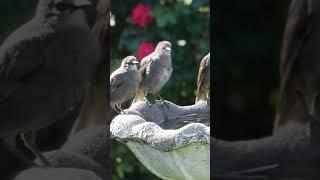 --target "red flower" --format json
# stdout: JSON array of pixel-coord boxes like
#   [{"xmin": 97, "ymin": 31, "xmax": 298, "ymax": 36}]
[
  {"xmin": 131, "ymin": 3, "xmax": 154, "ymax": 27},
  {"xmin": 137, "ymin": 42, "xmax": 155, "ymax": 61}
]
